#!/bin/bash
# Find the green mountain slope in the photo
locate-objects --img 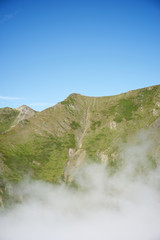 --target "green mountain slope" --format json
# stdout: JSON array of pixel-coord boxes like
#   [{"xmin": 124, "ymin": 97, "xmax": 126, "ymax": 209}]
[{"xmin": 0, "ymin": 85, "xmax": 160, "ymax": 204}]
